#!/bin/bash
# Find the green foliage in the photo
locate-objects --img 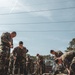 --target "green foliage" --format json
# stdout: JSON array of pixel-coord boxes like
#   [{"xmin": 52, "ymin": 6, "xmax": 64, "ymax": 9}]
[{"xmin": 67, "ymin": 38, "xmax": 75, "ymax": 52}]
